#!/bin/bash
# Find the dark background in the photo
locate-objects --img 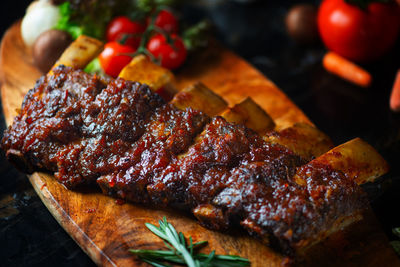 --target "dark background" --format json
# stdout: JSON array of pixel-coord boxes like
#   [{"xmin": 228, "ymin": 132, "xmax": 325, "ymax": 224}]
[{"xmin": 0, "ymin": 1, "xmax": 399, "ymax": 266}]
